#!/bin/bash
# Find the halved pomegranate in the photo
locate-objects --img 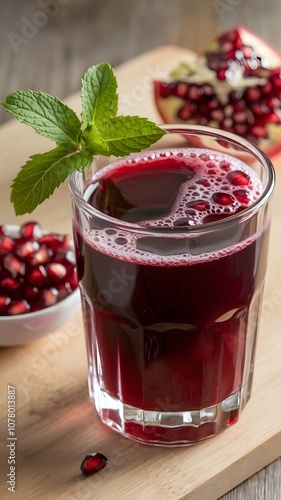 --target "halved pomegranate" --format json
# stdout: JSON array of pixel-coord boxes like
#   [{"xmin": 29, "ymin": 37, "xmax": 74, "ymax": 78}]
[{"xmin": 154, "ymin": 26, "xmax": 281, "ymax": 158}]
